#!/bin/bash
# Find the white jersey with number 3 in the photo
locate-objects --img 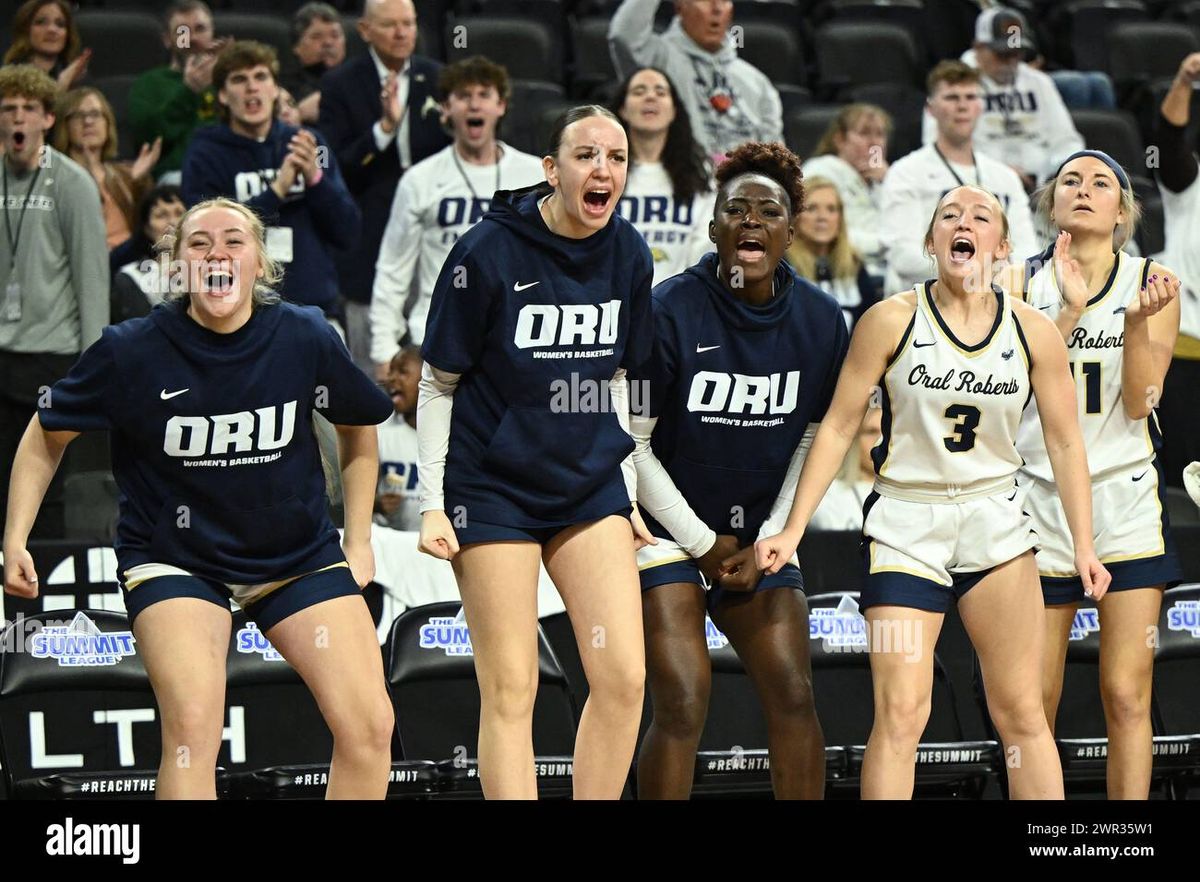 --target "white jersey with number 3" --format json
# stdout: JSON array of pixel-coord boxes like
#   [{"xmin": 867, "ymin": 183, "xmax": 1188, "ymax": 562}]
[
  {"xmin": 1016, "ymin": 251, "xmax": 1155, "ymax": 482},
  {"xmin": 874, "ymin": 282, "xmax": 1032, "ymax": 491}
]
